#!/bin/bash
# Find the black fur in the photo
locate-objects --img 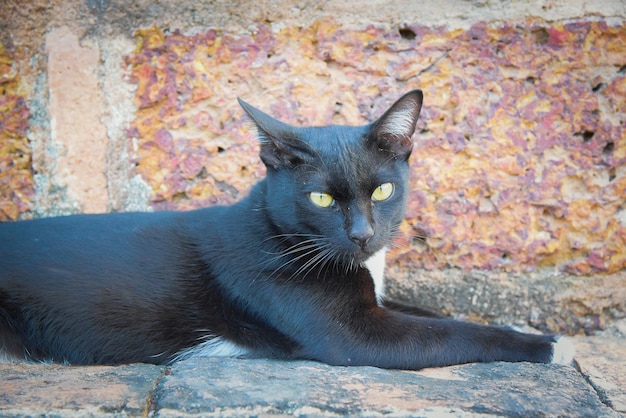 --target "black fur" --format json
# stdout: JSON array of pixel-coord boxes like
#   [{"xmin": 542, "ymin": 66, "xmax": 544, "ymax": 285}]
[{"xmin": 0, "ymin": 91, "xmax": 563, "ymax": 368}]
